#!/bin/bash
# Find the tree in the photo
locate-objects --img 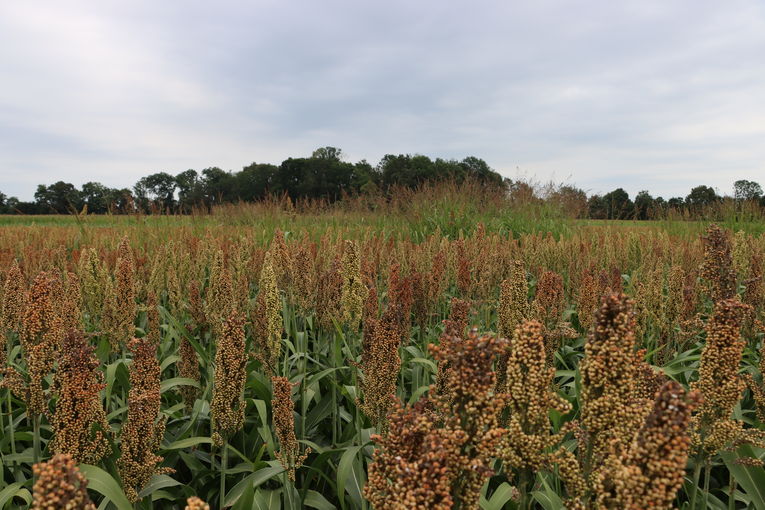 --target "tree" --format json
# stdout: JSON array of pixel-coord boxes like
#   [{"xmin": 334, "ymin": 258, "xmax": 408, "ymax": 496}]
[
  {"xmin": 311, "ymin": 146, "xmax": 343, "ymax": 161},
  {"xmin": 135, "ymin": 172, "xmax": 177, "ymax": 212},
  {"xmin": 733, "ymin": 180, "xmax": 763, "ymax": 201},
  {"xmin": 587, "ymin": 195, "xmax": 607, "ymax": 219},
  {"xmin": 200, "ymin": 167, "xmax": 235, "ymax": 208},
  {"xmin": 633, "ymin": 190, "xmax": 654, "ymax": 220},
  {"xmin": 34, "ymin": 181, "xmax": 82, "ymax": 214},
  {"xmin": 548, "ymin": 185, "xmax": 588, "ymax": 218},
  {"xmin": 81, "ymin": 182, "xmax": 112, "ymax": 214},
  {"xmin": 667, "ymin": 197, "xmax": 684, "ymax": 209},
  {"xmin": 175, "ymin": 170, "xmax": 202, "ymax": 212},
  {"xmin": 602, "ymin": 188, "xmax": 633, "ymax": 219},
  {"xmin": 685, "ymin": 185, "xmax": 719, "ymax": 214}
]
